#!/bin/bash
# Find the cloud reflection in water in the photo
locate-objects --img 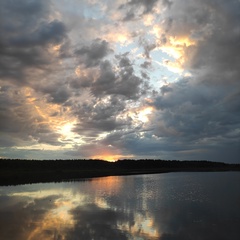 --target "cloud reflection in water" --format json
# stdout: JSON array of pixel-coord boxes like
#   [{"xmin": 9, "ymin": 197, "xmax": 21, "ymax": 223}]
[{"xmin": 0, "ymin": 172, "xmax": 239, "ymax": 240}]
